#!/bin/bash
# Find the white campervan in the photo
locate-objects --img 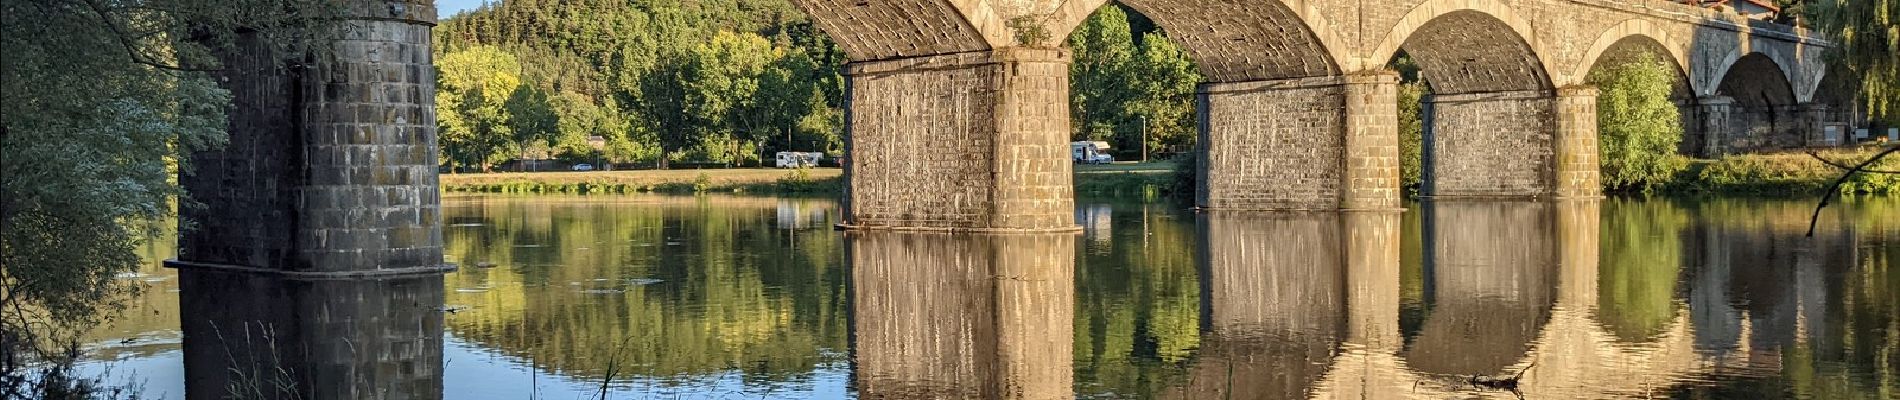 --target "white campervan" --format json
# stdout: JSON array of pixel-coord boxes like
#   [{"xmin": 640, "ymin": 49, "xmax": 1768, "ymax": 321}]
[
  {"xmin": 1070, "ymin": 141, "xmax": 1113, "ymax": 164},
  {"xmin": 775, "ymin": 152, "xmax": 824, "ymax": 168}
]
